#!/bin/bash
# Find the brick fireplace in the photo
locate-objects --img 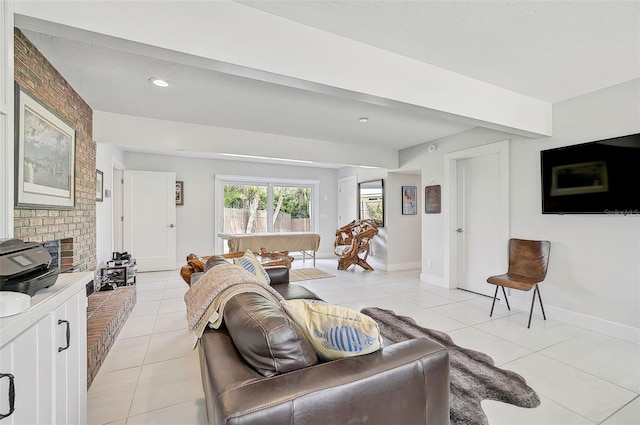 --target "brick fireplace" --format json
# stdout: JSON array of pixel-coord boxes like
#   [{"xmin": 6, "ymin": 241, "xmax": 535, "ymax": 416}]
[
  {"xmin": 13, "ymin": 29, "xmax": 96, "ymax": 273},
  {"xmin": 43, "ymin": 237, "xmax": 75, "ymax": 270}
]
